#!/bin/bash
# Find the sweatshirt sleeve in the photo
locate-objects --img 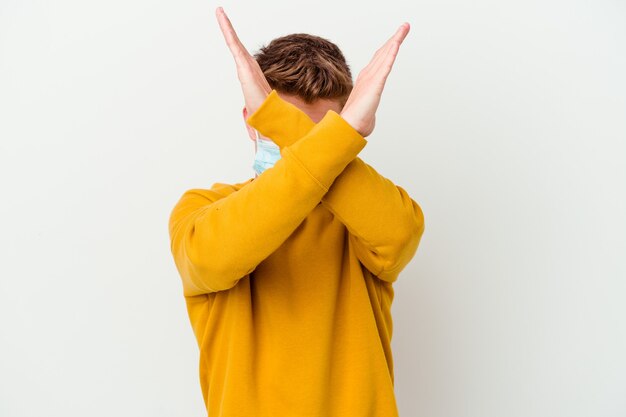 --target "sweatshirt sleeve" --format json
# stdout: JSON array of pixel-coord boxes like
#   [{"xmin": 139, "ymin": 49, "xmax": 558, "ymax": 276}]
[
  {"xmin": 245, "ymin": 89, "xmax": 425, "ymax": 283},
  {"xmin": 168, "ymin": 91, "xmax": 367, "ymax": 296}
]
